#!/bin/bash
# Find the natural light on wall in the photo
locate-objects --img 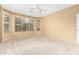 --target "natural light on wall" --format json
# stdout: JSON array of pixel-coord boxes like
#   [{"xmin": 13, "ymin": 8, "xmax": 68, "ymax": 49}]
[{"xmin": 76, "ymin": 14, "xmax": 79, "ymax": 44}]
